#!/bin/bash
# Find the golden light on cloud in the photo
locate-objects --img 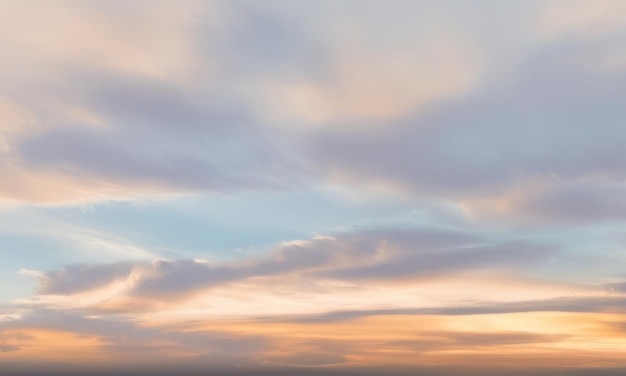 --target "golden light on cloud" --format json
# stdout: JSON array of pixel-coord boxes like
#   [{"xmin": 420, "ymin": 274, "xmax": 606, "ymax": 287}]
[
  {"xmin": 5, "ymin": 311, "xmax": 626, "ymax": 369},
  {"xmin": 174, "ymin": 312, "xmax": 626, "ymax": 368},
  {"xmin": 0, "ymin": 328, "xmax": 106, "ymax": 363},
  {"xmin": 127, "ymin": 273, "xmax": 599, "ymax": 325}
]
